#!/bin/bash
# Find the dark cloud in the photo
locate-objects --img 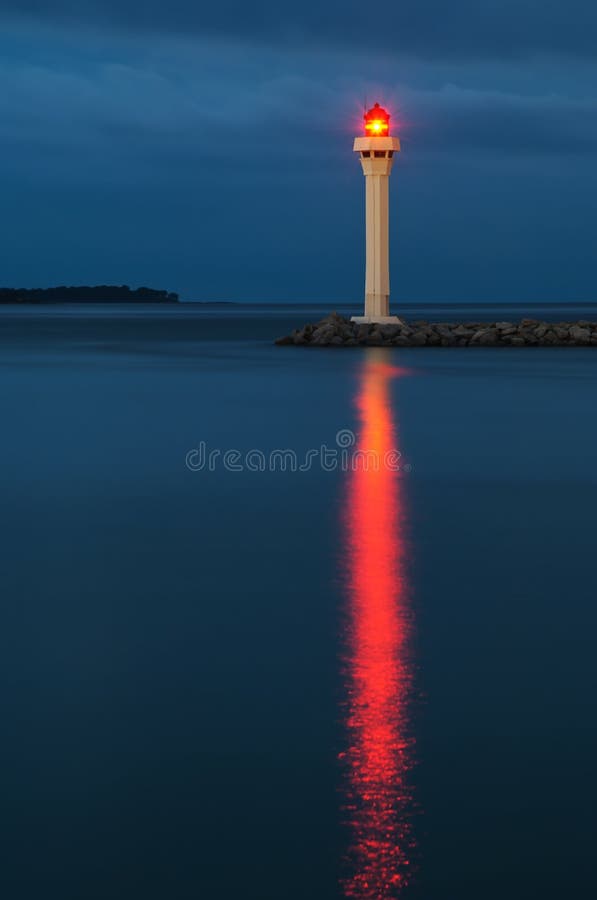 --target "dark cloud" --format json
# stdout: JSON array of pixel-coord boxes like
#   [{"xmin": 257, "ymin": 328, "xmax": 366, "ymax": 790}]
[
  {"xmin": 1, "ymin": 8, "xmax": 596, "ymax": 301},
  {"xmin": 1, "ymin": 51, "xmax": 595, "ymax": 176},
  {"xmin": 407, "ymin": 86, "xmax": 597, "ymax": 156},
  {"xmin": 5, "ymin": 1, "xmax": 597, "ymax": 59}
]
